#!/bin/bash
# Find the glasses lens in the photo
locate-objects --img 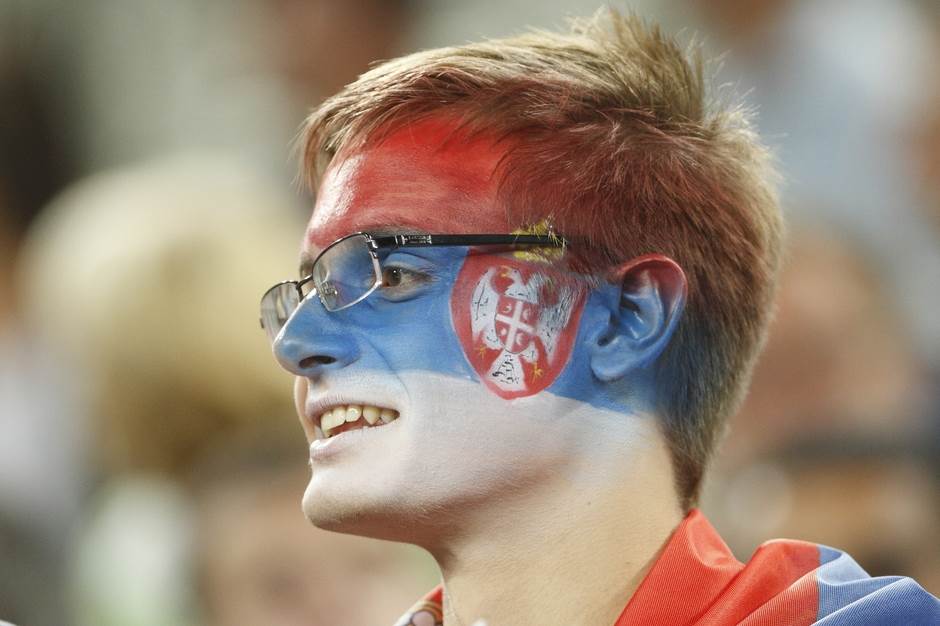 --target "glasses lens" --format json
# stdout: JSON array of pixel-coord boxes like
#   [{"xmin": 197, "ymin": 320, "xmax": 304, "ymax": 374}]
[
  {"xmin": 260, "ymin": 282, "xmax": 299, "ymax": 343},
  {"xmin": 314, "ymin": 234, "xmax": 380, "ymax": 311}
]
